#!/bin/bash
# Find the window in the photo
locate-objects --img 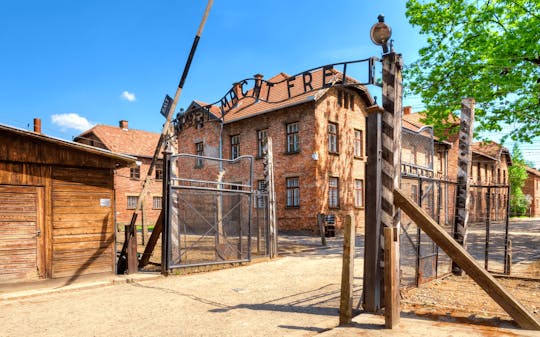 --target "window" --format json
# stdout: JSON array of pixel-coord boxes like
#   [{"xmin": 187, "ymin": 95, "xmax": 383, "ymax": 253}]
[
  {"xmin": 195, "ymin": 142, "xmax": 204, "ymax": 167},
  {"xmin": 328, "ymin": 177, "xmax": 339, "ymax": 208},
  {"xmin": 344, "ymin": 92, "xmax": 349, "ymax": 109},
  {"xmin": 328, "ymin": 122, "xmax": 338, "ymax": 154},
  {"xmin": 286, "ymin": 122, "xmax": 299, "ymax": 153},
  {"xmin": 286, "ymin": 177, "xmax": 300, "ymax": 207},
  {"xmin": 127, "ymin": 196, "xmax": 138, "ymax": 210},
  {"xmin": 155, "ymin": 164, "xmax": 163, "ymax": 180},
  {"xmin": 152, "ymin": 196, "xmax": 162, "ymax": 209},
  {"xmin": 257, "ymin": 129, "xmax": 268, "ymax": 157},
  {"xmin": 354, "ymin": 129, "xmax": 363, "ymax": 158},
  {"xmin": 256, "ymin": 180, "xmax": 266, "ymax": 208},
  {"xmin": 354, "ymin": 179, "xmax": 364, "ymax": 208},
  {"xmin": 130, "ymin": 167, "xmax": 140, "ymax": 180},
  {"xmin": 477, "ymin": 164, "xmax": 481, "ymax": 182},
  {"xmin": 337, "ymin": 90, "xmax": 342, "ymax": 107},
  {"xmin": 503, "ymin": 170, "xmax": 507, "ymax": 184},
  {"xmin": 349, "ymin": 94, "xmax": 354, "ymax": 110},
  {"xmin": 231, "ymin": 135, "xmax": 240, "ymax": 159}
]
